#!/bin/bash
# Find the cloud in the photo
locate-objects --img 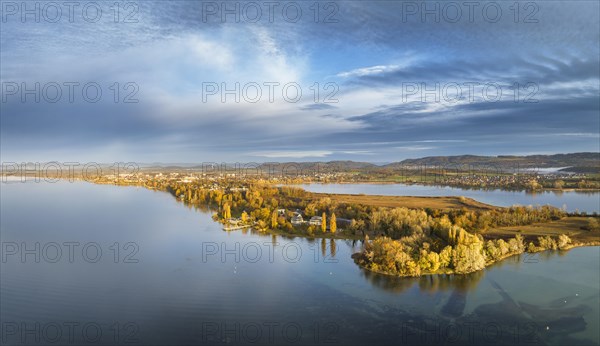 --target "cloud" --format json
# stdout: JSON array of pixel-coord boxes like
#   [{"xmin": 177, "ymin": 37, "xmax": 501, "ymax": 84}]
[
  {"xmin": 299, "ymin": 104, "xmax": 338, "ymax": 111},
  {"xmin": 1, "ymin": 0, "xmax": 598, "ymax": 162},
  {"xmin": 340, "ymin": 151, "xmax": 374, "ymax": 155},
  {"xmin": 394, "ymin": 146, "xmax": 435, "ymax": 151},
  {"xmin": 337, "ymin": 64, "xmax": 402, "ymax": 78},
  {"xmin": 250, "ymin": 151, "xmax": 333, "ymax": 158},
  {"xmin": 533, "ymin": 133, "xmax": 600, "ymax": 139}
]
